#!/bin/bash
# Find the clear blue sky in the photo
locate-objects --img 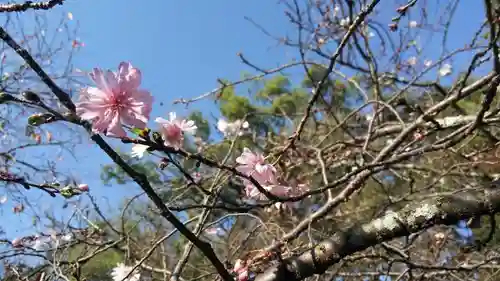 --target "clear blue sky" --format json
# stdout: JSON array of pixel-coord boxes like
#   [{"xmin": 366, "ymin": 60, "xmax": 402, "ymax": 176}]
[
  {"xmin": 1, "ymin": 0, "xmax": 297, "ymax": 242},
  {"xmin": 0, "ymin": 0, "xmax": 487, "ymax": 253}
]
